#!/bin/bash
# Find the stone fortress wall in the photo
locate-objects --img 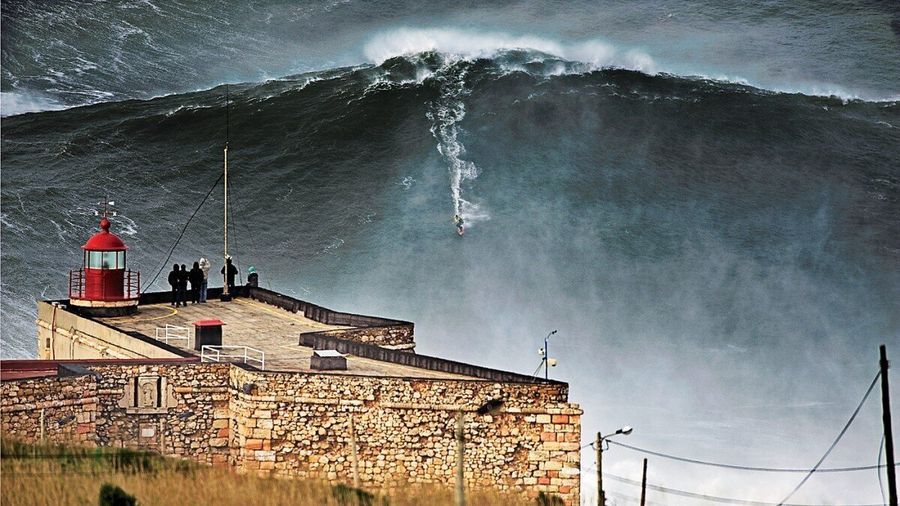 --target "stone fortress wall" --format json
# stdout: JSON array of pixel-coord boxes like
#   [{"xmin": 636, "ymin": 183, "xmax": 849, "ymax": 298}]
[
  {"xmin": 229, "ymin": 367, "xmax": 581, "ymax": 497},
  {"xmin": 2, "ymin": 361, "xmax": 581, "ymax": 504},
  {"xmin": 1, "ymin": 371, "xmax": 99, "ymax": 445},
  {"xmin": 6, "ymin": 287, "xmax": 581, "ymax": 503}
]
